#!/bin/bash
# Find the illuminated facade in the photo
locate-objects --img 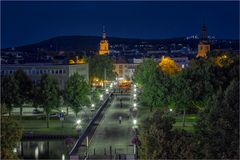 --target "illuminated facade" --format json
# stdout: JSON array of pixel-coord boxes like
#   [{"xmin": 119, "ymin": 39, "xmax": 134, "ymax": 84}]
[
  {"xmin": 197, "ymin": 23, "xmax": 210, "ymax": 58},
  {"xmin": 98, "ymin": 27, "xmax": 109, "ymax": 55}
]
